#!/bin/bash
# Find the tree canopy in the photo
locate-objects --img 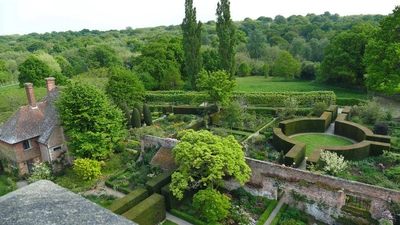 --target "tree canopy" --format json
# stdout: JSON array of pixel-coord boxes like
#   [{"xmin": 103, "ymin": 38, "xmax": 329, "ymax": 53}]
[
  {"xmin": 196, "ymin": 69, "xmax": 236, "ymax": 105},
  {"xmin": 170, "ymin": 129, "xmax": 251, "ymax": 200},
  {"xmin": 18, "ymin": 55, "xmax": 52, "ymax": 87},
  {"xmin": 271, "ymin": 50, "xmax": 301, "ymax": 79},
  {"xmin": 55, "ymin": 82, "xmax": 126, "ymax": 159}
]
